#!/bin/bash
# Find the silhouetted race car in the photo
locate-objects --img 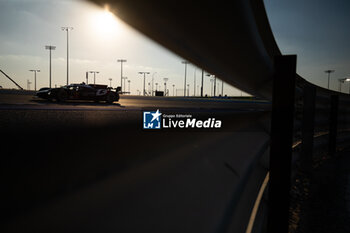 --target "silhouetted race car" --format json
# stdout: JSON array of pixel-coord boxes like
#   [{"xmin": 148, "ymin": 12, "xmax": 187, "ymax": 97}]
[{"xmin": 36, "ymin": 83, "xmax": 120, "ymax": 104}]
